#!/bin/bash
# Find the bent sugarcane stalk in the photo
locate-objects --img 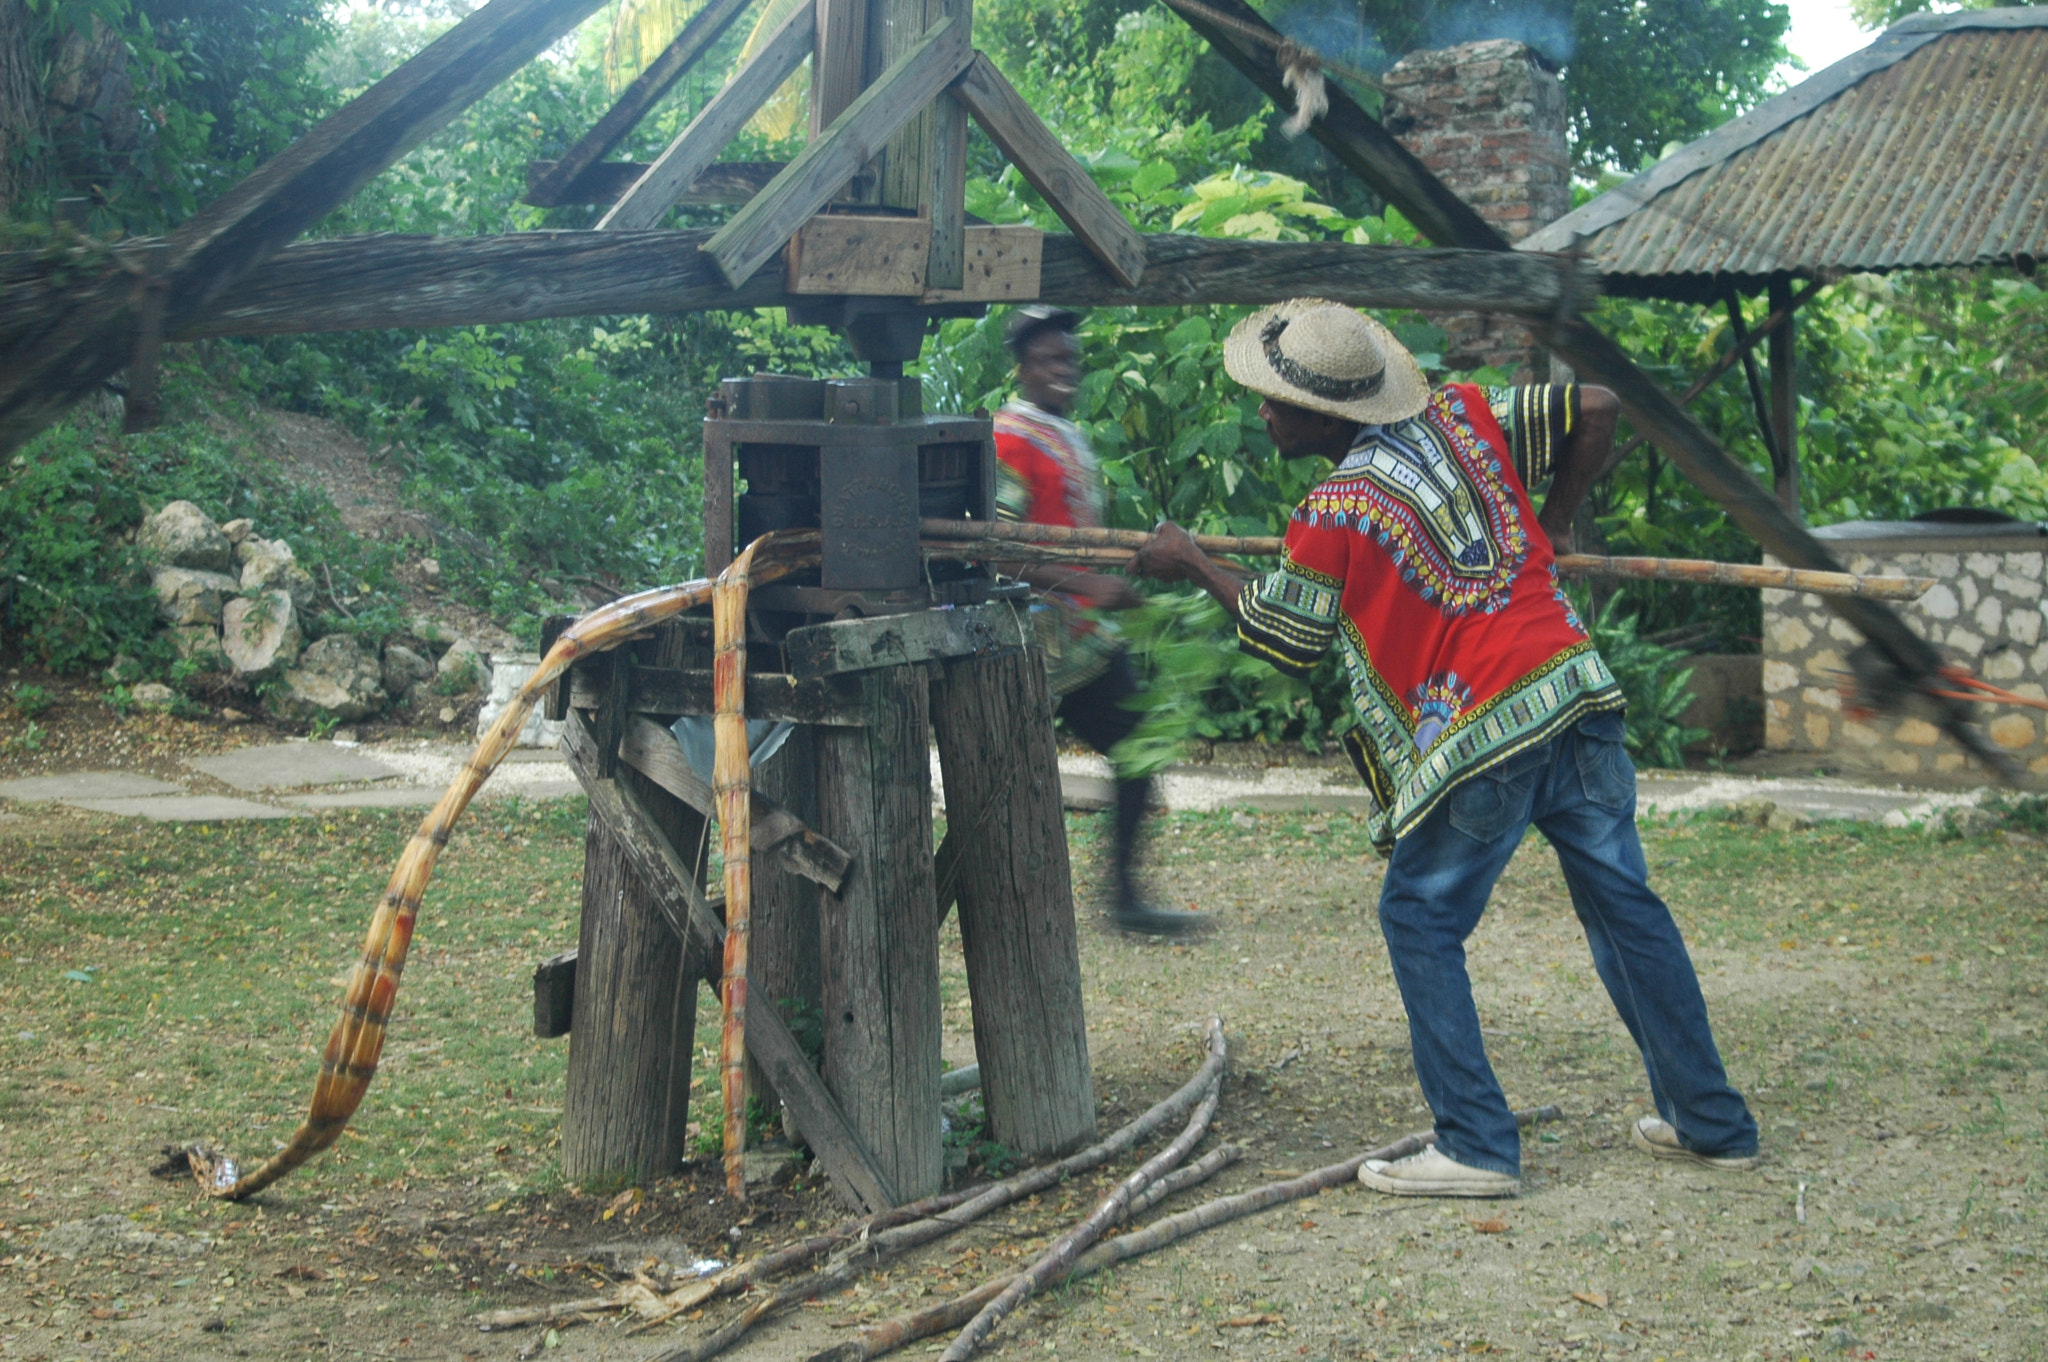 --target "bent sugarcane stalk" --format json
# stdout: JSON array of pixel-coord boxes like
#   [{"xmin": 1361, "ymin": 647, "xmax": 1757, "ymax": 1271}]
[
  {"xmin": 186, "ymin": 533, "xmax": 813, "ymax": 1201},
  {"xmin": 917, "ymin": 519, "xmax": 1933, "ymax": 601}
]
